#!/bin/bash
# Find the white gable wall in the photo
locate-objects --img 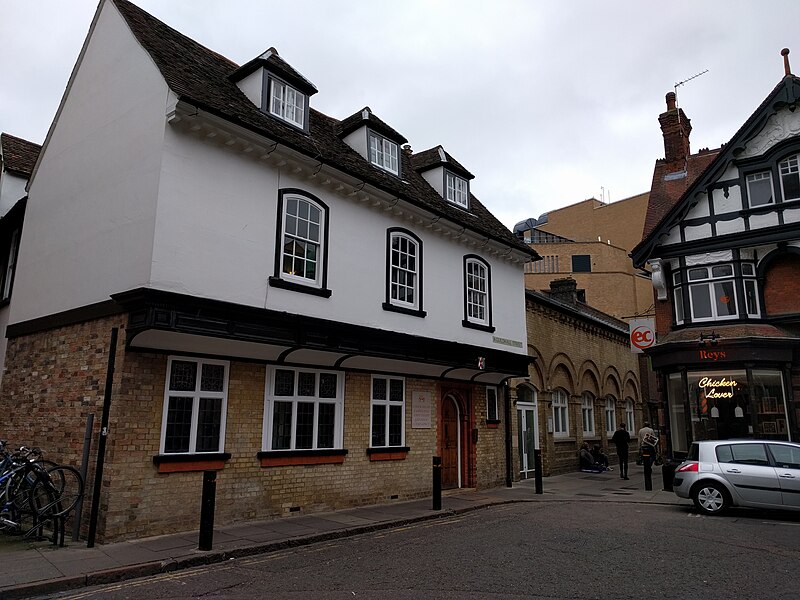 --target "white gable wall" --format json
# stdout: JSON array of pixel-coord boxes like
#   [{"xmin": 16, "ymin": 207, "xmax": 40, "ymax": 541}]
[
  {"xmin": 9, "ymin": 0, "xmax": 167, "ymax": 325},
  {"xmin": 0, "ymin": 172, "xmax": 27, "ymax": 217}
]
